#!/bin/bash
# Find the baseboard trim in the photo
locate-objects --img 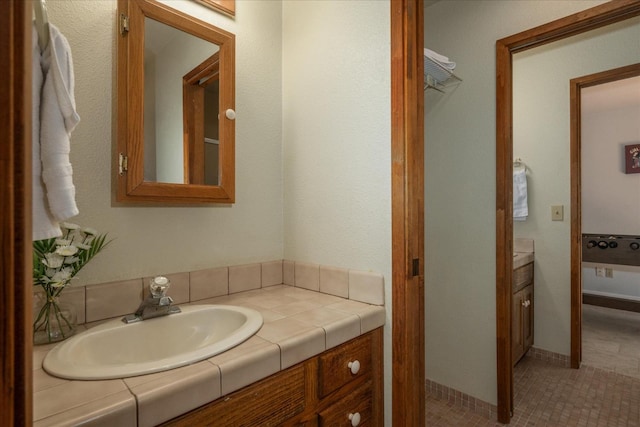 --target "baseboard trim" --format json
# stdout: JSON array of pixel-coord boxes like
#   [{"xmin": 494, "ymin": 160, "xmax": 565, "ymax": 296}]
[
  {"xmin": 425, "ymin": 379, "xmax": 497, "ymax": 421},
  {"xmin": 526, "ymin": 347, "xmax": 571, "ymax": 367},
  {"xmin": 583, "ymin": 294, "xmax": 640, "ymax": 313}
]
